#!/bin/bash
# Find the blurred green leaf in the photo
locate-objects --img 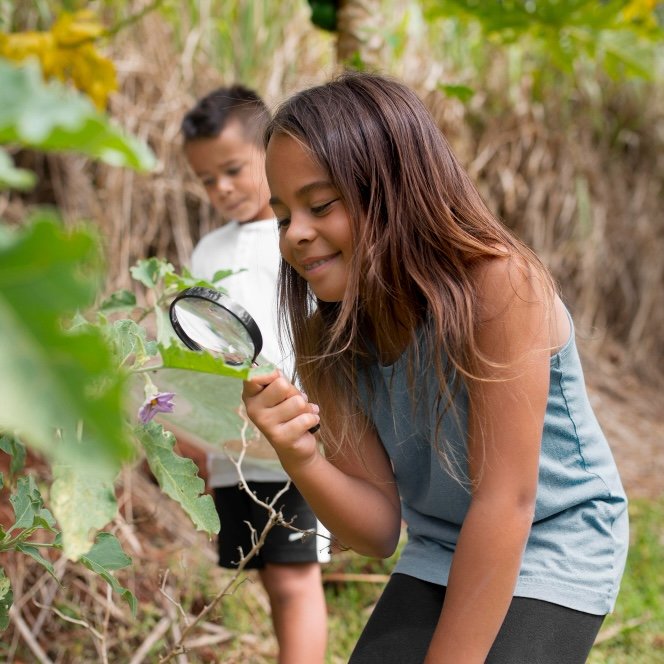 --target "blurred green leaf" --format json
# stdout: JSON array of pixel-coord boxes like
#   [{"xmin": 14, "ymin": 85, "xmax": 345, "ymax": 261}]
[
  {"xmin": 130, "ymin": 257, "xmax": 175, "ymax": 289},
  {"xmin": 422, "ymin": 0, "xmax": 661, "ymax": 80},
  {"xmin": 0, "ymin": 148, "xmax": 36, "ymax": 190},
  {"xmin": 99, "ymin": 289, "xmax": 137, "ymax": 313},
  {"xmin": 0, "ymin": 58, "xmax": 156, "ymax": 171},
  {"xmin": 50, "ymin": 465, "xmax": 118, "ymax": 560},
  {"xmin": 0, "ymin": 212, "xmax": 133, "ymax": 476},
  {"xmin": 438, "ymin": 82, "xmax": 475, "ymax": 102}
]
